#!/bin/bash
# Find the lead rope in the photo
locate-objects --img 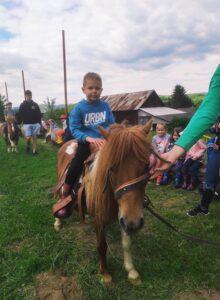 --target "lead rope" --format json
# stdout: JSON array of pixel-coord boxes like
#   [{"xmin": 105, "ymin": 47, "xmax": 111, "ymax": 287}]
[{"xmin": 144, "ymin": 194, "xmax": 220, "ymax": 247}]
